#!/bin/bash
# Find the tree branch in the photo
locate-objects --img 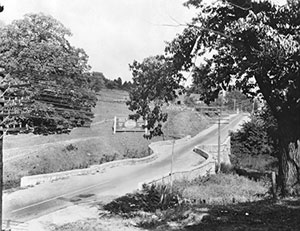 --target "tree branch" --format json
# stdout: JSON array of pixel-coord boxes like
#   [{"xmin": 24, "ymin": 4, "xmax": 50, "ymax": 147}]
[{"xmin": 227, "ymin": 1, "xmax": 252, "ymax": 11}]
